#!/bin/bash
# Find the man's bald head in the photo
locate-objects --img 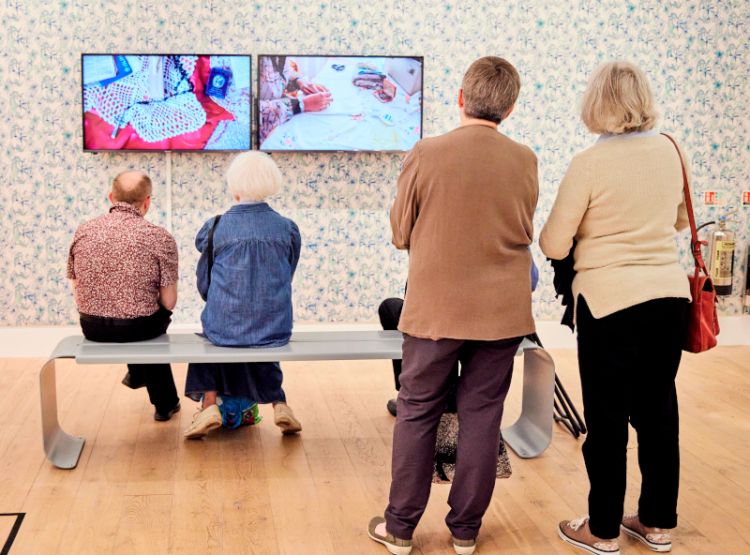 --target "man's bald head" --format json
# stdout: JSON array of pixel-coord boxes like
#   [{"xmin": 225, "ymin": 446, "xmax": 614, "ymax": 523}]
[{"xmin": 111, "ymin": 171, "xmax": 152, "ymax": 207}]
